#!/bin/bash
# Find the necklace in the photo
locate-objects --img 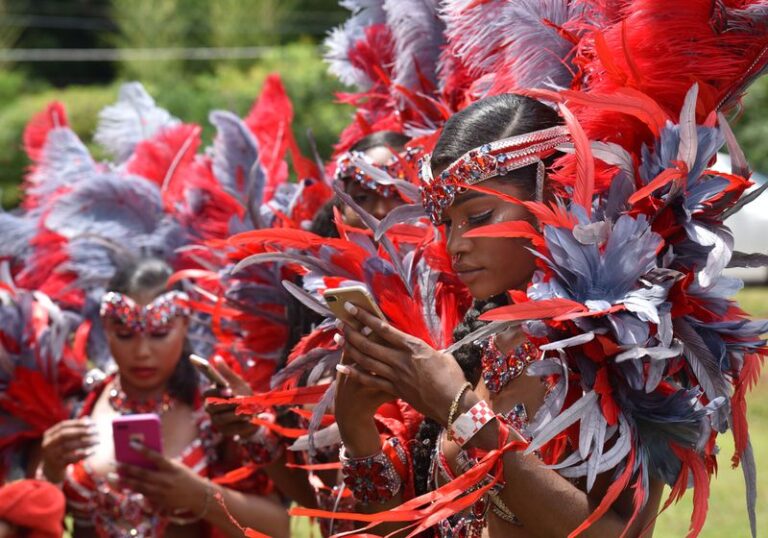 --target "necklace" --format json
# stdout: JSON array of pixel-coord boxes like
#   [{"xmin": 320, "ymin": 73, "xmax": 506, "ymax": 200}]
[
  {"xmin": 481, "ymin": 335, "xmax": 537, "ymax": 394},
  {"xmin": 108, "ymin": 377, "xmax": 174, "ymax": 415}
]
